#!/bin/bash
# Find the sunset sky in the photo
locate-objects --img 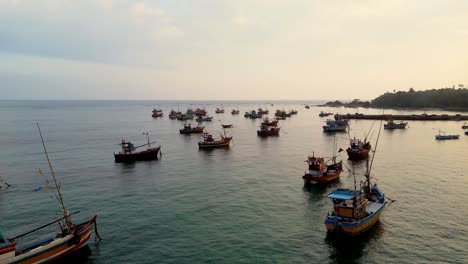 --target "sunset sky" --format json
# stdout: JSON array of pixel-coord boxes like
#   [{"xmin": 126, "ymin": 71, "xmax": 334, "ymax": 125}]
[{"xmin": 1, "ymin": 0, "xmax": 467, "ymax": 100}]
